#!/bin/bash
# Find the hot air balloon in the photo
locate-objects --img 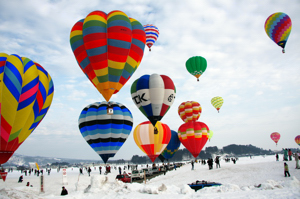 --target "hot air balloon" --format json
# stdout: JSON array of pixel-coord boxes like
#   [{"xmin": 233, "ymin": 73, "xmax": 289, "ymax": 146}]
[
  {"xmin": 143, "ymin": 24, "xmax": 159, "ymax": 51},
  {"xmin": 211, "ymin": 96, "xmax": 223, "ymax": 113},
  {"xmin": 178, "ymin": 121, "xmax": 209, "ymax": 158},
  {"xmin": 0, "ymin": 53, "xmax": 54, "ymax": 165},
  {"xmin": 70, "ymin": 10, "xmax": 146, "ymax": 102},
  {"xmin": 264, "ymin": 12, "xmax": 292, "ymax": 53},
  {"xmin": 295, "ymin": 135, "xmax": 300, "ymax": 146},
  {"xmin": 208, "ymin": 130, "xmax": 213, "ymax": 141},
  {"xmin": 78, "ymin": 101, "xmax": 133, "ymax": 163},
  {"xmin": 161, "ymin": 130, "xmax": 181, "ymax": 160},
  {"xmin": 186, "ymin": 56, "xmax": 207, "ymax": 81},
  {"xmin": 133, "ymin": 121, "xmax": 171, "ymax": 162},
  {"xmin": 131, "ymin": 74, "xmax": 176, "ymax": 127},
  {"xmin": 178, "ymin": 101, "xmax": 201, "ymax": 123},
  {"xmin": 270, "ymin": 132, "xmax": 280, "ymax": 146}
]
